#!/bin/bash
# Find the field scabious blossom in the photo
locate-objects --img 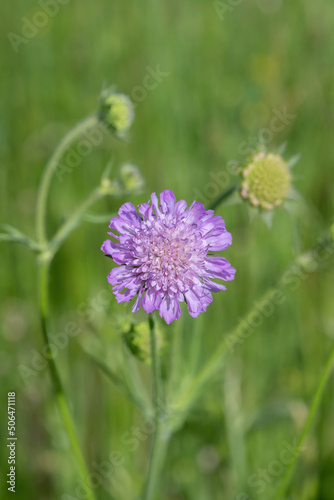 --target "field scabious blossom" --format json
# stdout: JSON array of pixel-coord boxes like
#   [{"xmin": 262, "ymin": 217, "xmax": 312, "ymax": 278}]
[
  {"xmin": 101, "ymin": 190, "xmax": 236, "ymax": 324},
  {"xmin": 240, "ymin": 151, "xmax": 294, "ymax": 210}
]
